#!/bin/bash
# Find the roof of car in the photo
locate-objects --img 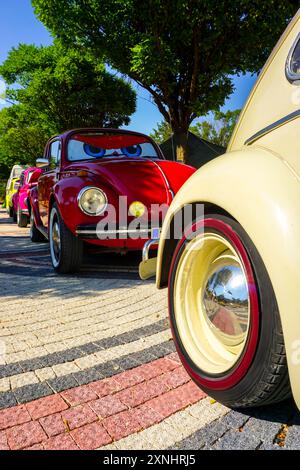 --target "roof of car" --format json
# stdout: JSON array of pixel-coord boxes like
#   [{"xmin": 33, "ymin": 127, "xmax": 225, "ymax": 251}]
[{"xmin": 51, "ymin": 128, "xmax": 153, "ymax": 141}]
